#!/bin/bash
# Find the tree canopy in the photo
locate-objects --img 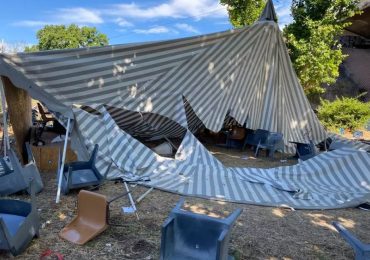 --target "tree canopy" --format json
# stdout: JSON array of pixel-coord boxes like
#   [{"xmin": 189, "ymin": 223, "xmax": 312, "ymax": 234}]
[
  {"xmin": 221, "ymin": 0, "xmax": 360, "ymax": 100},
  {"xmin": 25, "ymin": 24, "xmax": 109, "ymax": 52},
  {"xmin": 220, "ymin": 0, "xmax": 266, "ymax": 27},
  {"xmin": 284, "ymin": 0, "xmax": 360, "ymax": 98}
]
